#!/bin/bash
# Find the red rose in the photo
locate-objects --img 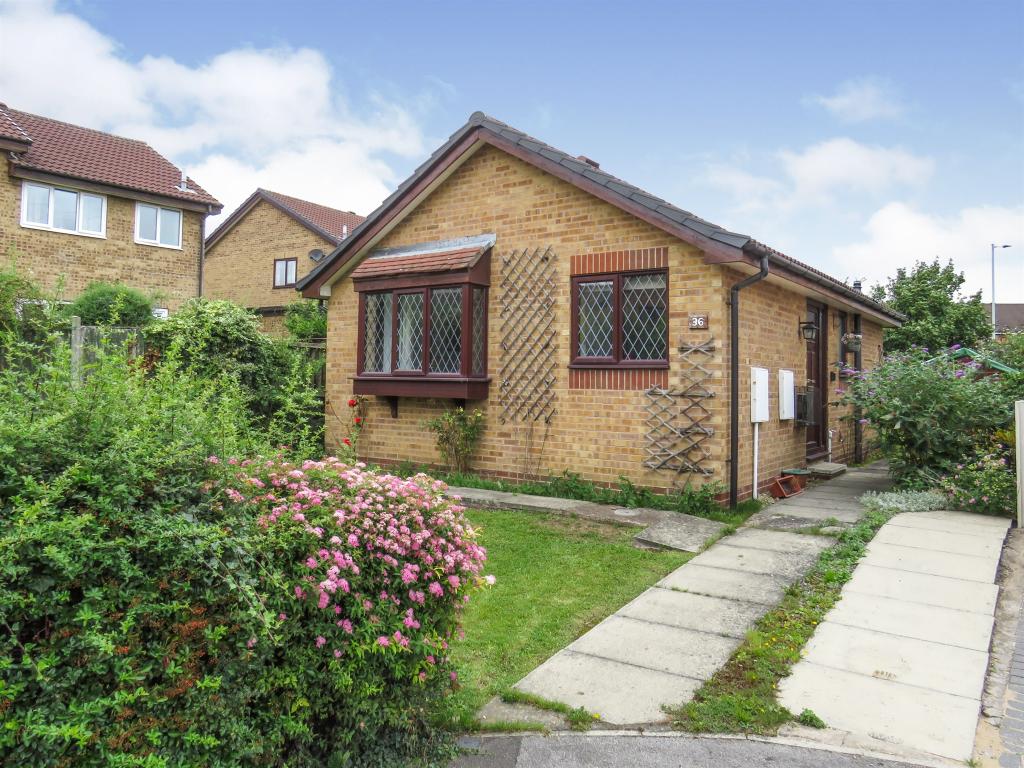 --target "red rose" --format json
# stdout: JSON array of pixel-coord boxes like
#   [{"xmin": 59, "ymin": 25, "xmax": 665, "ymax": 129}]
[
  {"xmin": 354, "ymin": 417, "xmax": 362, "ymax": 425},
  {"xmin": 347, "ymin": 398, "xmax": 357, "ymax": 408},
  {"xmin": 343, "ymin": 438, "xmax": 351, "ymax": 446}
]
